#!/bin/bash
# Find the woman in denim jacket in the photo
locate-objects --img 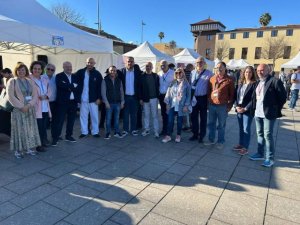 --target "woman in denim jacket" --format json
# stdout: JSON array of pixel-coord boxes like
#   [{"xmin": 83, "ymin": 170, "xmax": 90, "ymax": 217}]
[{"xmin": 162, "ymin": 68, "xmax": 191, "ymax": 143}]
